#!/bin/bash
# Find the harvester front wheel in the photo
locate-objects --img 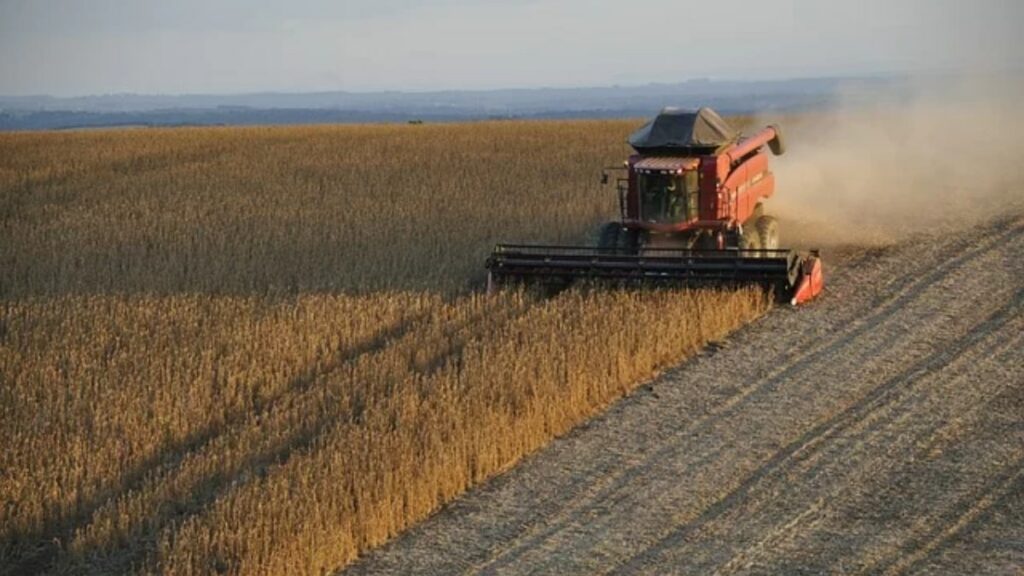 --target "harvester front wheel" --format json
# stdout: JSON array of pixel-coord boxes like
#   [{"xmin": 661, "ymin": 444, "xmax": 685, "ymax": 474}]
[
  {"xmin": 755, "ymin": 216, "xmax": 780, "ymax": 250},
  {"xmin": 597, "ymin": 222, "xmax": 622, "ymax": 251},
  {"xmin": 740, "ymin": 226, "xmax": 761, "ymax": 251},
  {"xmin": 622, "ymin": 228, "xmax": 645, "ymax": 254}
]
